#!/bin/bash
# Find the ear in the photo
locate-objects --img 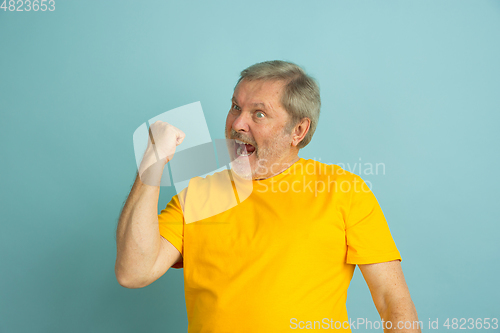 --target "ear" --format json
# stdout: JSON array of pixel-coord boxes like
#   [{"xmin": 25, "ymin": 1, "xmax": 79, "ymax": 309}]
[{"xmin": 291, "ymin": 118, "xmax": 311, "ymax": 147}]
